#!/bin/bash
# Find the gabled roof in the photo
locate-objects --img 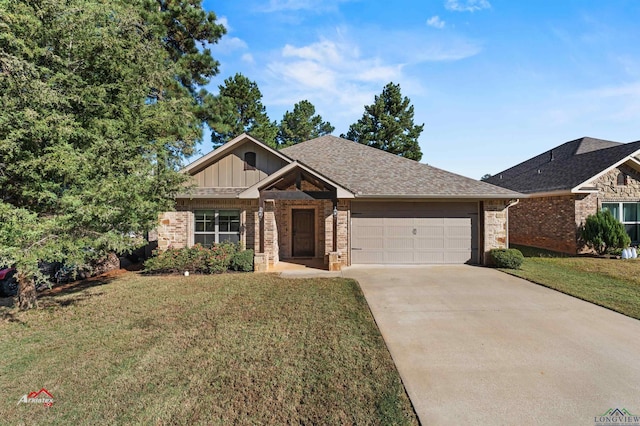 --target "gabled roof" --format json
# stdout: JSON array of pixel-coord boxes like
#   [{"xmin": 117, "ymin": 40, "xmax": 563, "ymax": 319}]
[
  {"xmin": 281, "ymin": 135, "xmax": 520, "ymax": 198},
  {"xmin": 485, "ymin": 137, "xmax": 640, "ymax": 194},
  {"xmin": 181, "ymin": 133, "xmax": 292, "ymax": 174},
  {"xmin": 239, "ymin": 161, "xmax": 354, "ymax": 199}
]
